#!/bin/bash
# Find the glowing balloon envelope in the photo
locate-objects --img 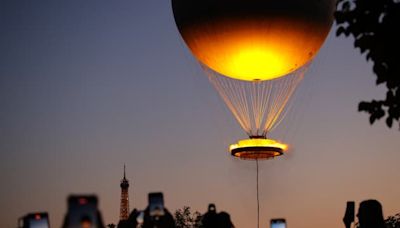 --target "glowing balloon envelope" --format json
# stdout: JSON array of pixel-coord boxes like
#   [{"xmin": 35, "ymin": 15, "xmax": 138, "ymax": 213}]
[
  {"xmin": 172, "ymin": 0, "xmax": 335, "ymax": 81},
  {"xmin": 172, "ymin": 0, "xmax": 335, "ymax": 159}
]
